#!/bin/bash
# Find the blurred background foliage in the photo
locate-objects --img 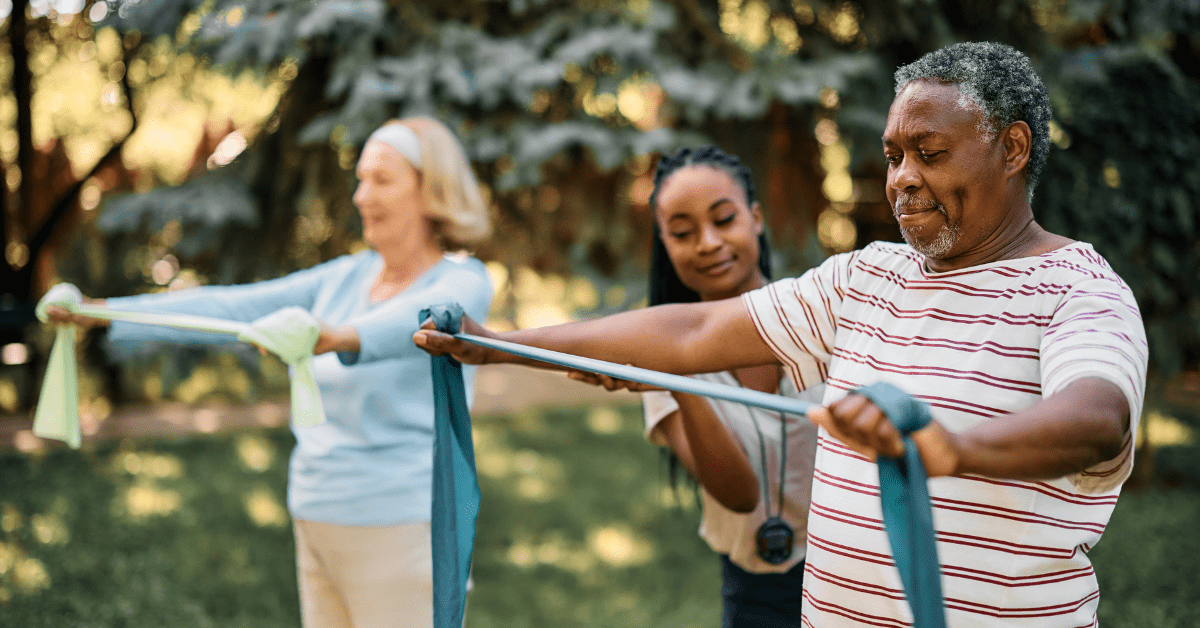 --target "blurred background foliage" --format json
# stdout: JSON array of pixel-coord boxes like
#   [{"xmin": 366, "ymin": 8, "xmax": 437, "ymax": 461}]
[{"xmin": 0, "ymin": 0, "xmax": 1197, "ymax": 470}]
